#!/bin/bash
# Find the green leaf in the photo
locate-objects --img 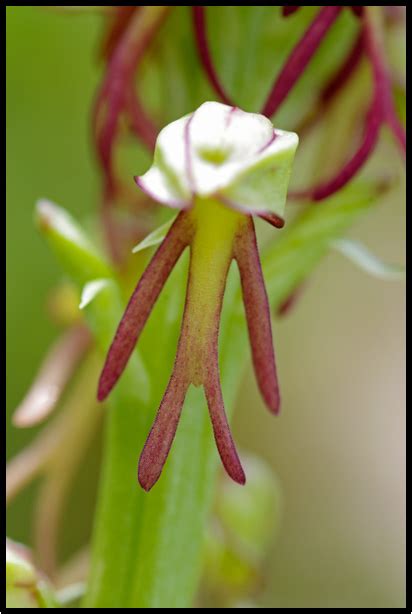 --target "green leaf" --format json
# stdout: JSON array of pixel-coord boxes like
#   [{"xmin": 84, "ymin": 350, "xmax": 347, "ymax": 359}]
[
  {"xmin": 79, "ymin": 278, "xmax": 112, "ymax": 309},
  {"xmin": 35, "ymin": 199, "xmax": 112, "ymax": 284},
  {"xmin": 331, "ymin": 238, "xmax": 405, "ymax": 280},
  {"xmin": 132, "ymin": 216, "xmax": 176, "ymax": 253}
]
